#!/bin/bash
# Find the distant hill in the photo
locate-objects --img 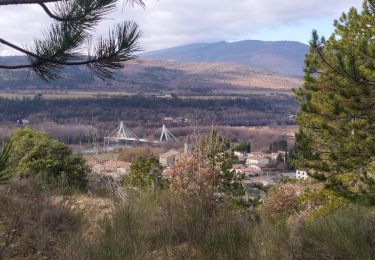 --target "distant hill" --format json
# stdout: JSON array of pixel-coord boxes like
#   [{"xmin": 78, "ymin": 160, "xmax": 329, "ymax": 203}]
[
  {"xmin": 142, "ymin": 40, "xmax": 309, "ymax": 76},
  {"xmin": 0, "ymin": 57, "xmax": 302, "ymax": 92}
]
